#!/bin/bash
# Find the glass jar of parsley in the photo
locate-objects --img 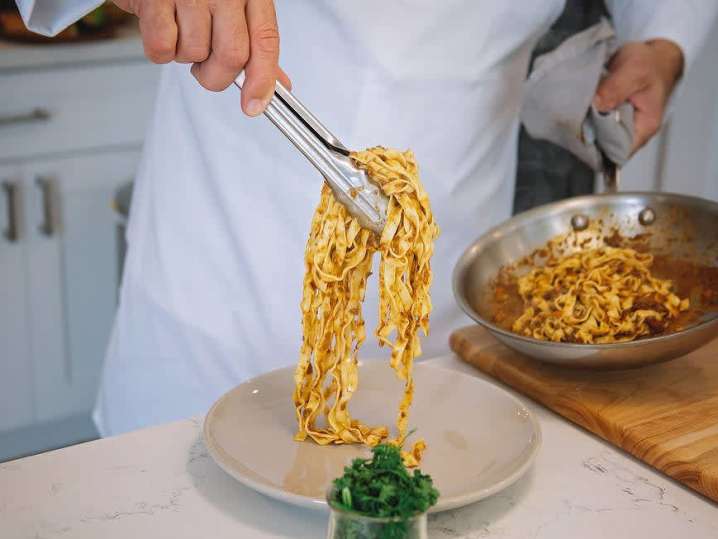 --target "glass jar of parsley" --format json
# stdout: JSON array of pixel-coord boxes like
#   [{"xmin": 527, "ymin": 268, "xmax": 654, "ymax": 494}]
[
  {"xmin": 325, "ymin": 444, "xmax": 438, "ymax": 539},
  {"xmin": 326, "ymin": 496, "xmax": 428, "ymax": 539}
]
